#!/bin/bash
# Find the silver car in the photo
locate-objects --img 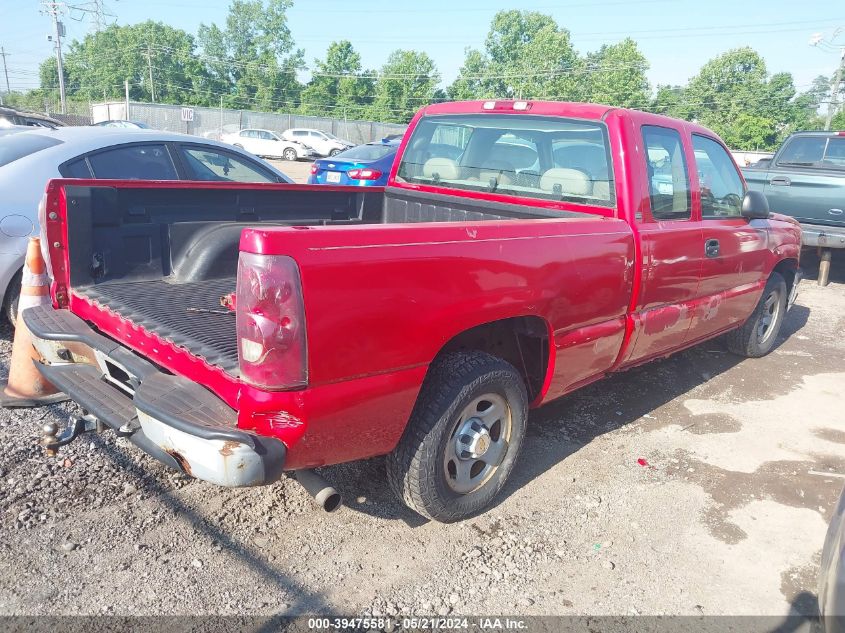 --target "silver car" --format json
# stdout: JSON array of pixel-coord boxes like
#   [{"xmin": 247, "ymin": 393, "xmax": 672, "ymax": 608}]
[
  {"xmin": 821, "ymin": 483, "xmax": 845, "ymax": 633},
  {"xmin": 0, "ymin": 127, "xmax": 292, "ymax": 322}
]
